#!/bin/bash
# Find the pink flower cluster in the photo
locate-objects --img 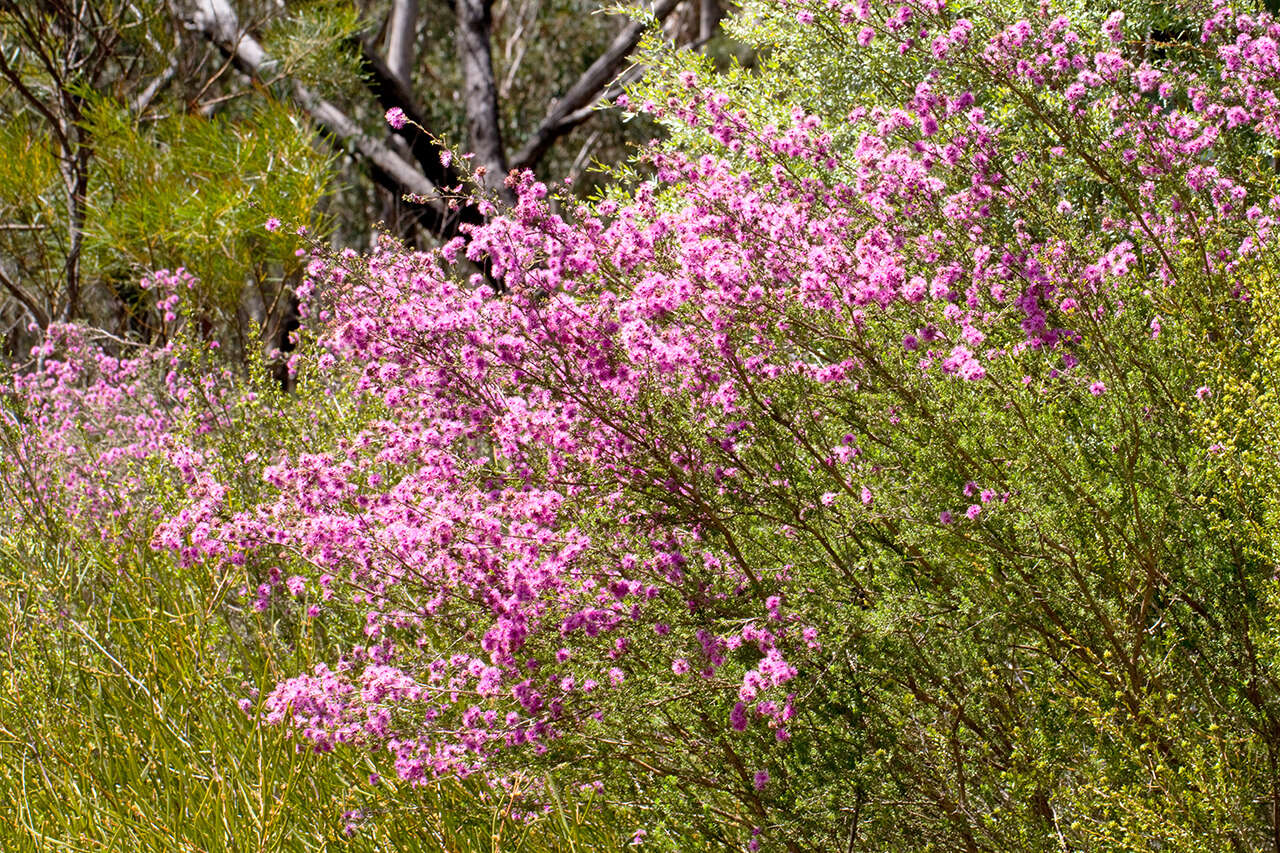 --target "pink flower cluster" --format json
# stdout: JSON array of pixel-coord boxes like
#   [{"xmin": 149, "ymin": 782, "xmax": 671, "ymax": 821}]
[
  {"xmin": 3, "ymin": 270, "xmax": 238, "ymax": 545},
  {"xmin": 5, "ymin": 0, "xmax": 1270, "ymax": 816},
  {"xmin": 233, "ymin": 1, "xmax": 1273, "ymax": 781}
]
